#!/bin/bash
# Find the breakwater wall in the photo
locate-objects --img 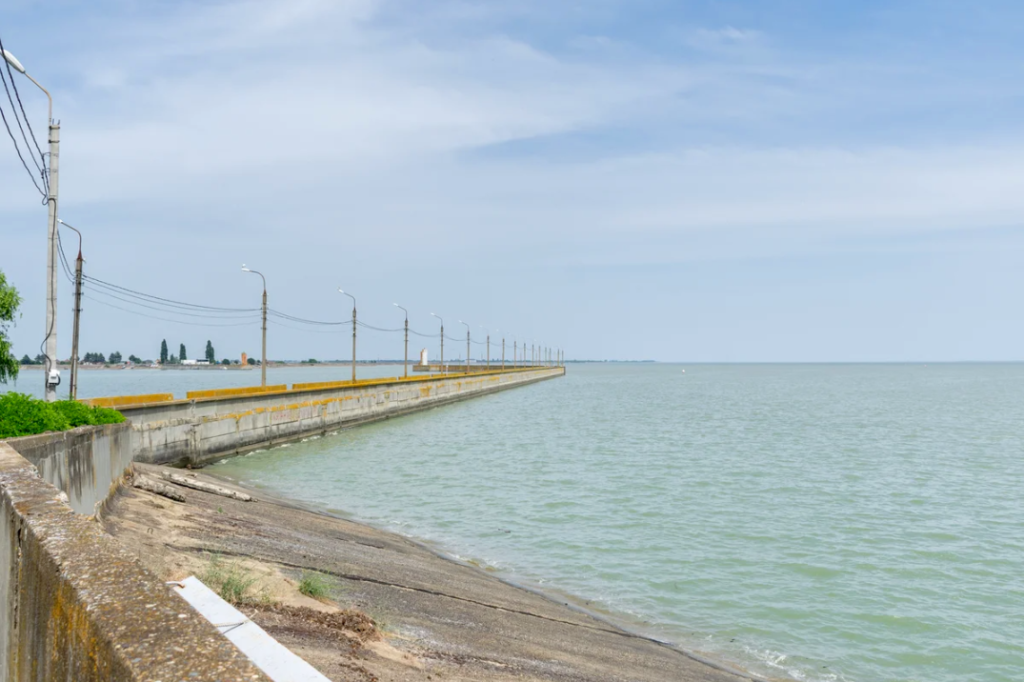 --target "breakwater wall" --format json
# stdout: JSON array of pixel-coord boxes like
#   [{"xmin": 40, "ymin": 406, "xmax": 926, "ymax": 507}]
[
  {"xmin": 0, "ymin": 442, "xmax": 266, "ymax": 680},
  {"xmin": 3, "ymin": 422, "xmax": 133, "ymax": 516},
  {"xmin": 114, "ymin": 366, "xmax": 565, "ymax": 466}
]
